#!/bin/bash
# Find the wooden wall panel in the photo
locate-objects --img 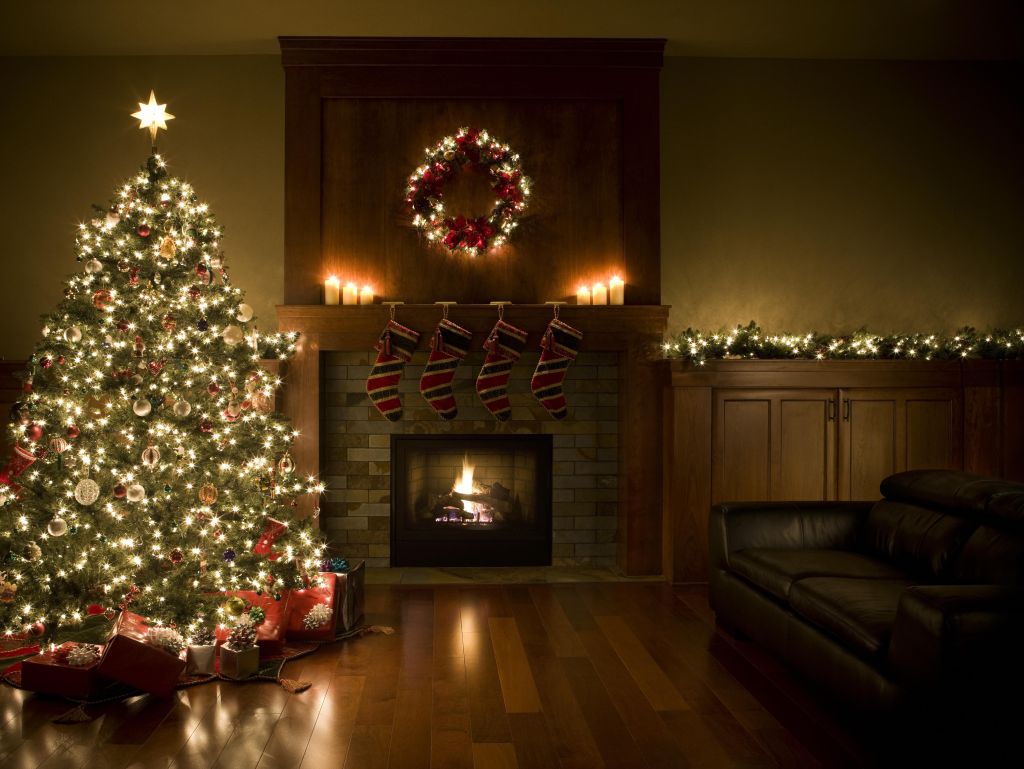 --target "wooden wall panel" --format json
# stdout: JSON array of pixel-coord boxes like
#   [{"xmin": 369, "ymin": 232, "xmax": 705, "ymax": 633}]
[{"xmin": 320, "ymin": 99, "xmax": 623, "ymax": 304}]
